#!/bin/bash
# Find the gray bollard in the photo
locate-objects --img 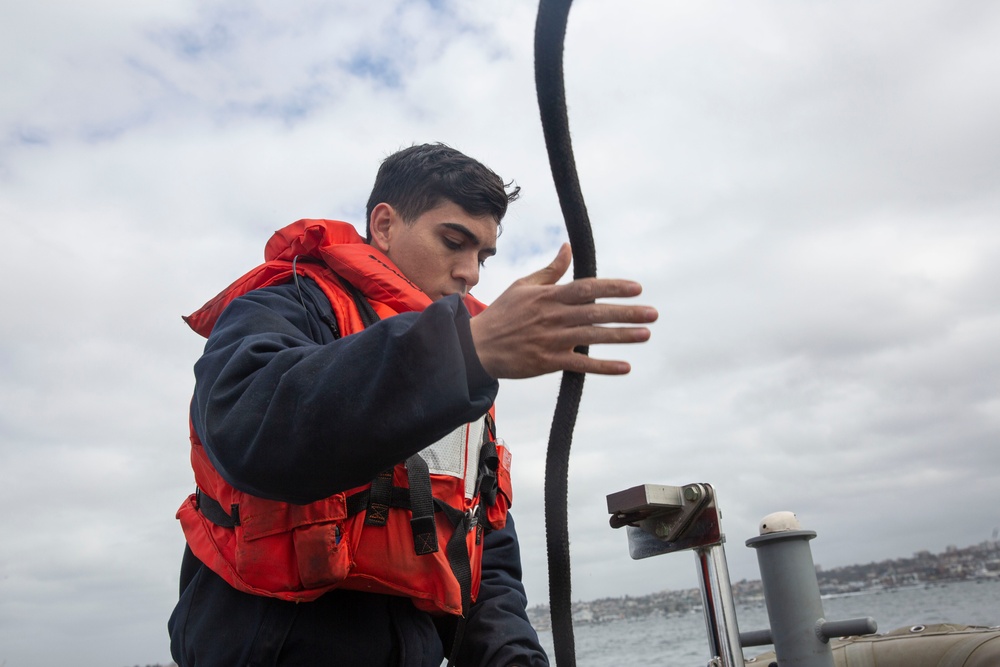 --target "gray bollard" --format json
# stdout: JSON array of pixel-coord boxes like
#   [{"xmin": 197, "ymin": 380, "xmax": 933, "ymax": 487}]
[{"xmin": 746, "ymin": 512, "xmax": 835, "ymax": 667}]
